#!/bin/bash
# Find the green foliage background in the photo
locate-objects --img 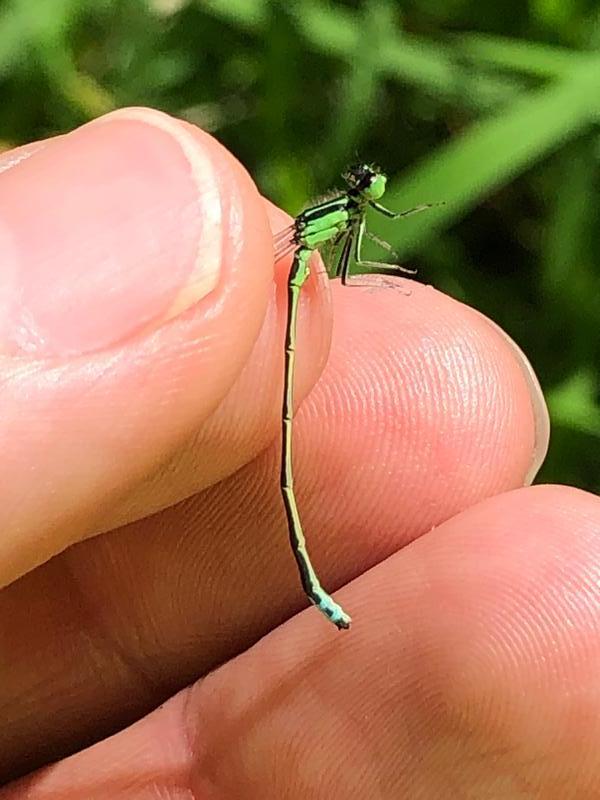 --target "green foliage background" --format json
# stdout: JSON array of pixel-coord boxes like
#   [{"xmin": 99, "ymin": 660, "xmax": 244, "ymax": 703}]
[{"xmin": 1, "ymin": 0, "xmax": 599, "ymax": 491}]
